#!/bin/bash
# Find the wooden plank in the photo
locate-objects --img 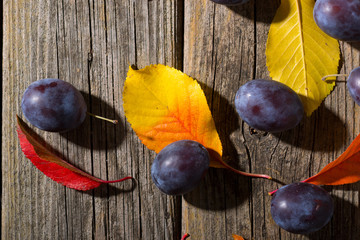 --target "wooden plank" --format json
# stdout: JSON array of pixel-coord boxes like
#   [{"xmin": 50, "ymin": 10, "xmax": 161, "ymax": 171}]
[
  {"xmin": 2, "ymin": 0, "xmax": 183, "ymax": 239},
  {"xmin": 183, "ymin": 1, "xmax": 256, "ymax": 239},
  {"xmin": 3, "ymin": 1, "xmax": 70, "ymax": 239},
  {"xmin": 112, "ymin": 1, "xmax": 183, "ymax": 239},
  {"xmin": 183, "ymin": 0, "xmax": 360, "ymax": 239},
  {"xmin": 3, "ymin": 0, "xmax": 360, "ymax": 239}
]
